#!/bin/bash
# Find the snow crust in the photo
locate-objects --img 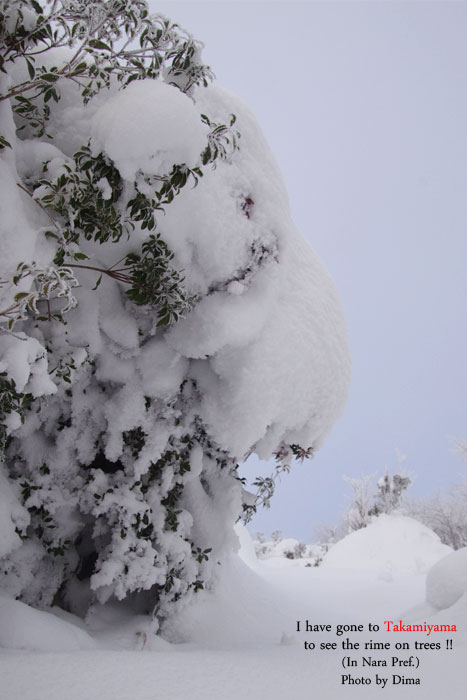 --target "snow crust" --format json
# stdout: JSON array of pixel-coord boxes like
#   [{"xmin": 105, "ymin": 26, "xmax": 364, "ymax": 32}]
[{"xmin": 322, "ymin": 514, "xmax": 452, "ymax": 577}]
